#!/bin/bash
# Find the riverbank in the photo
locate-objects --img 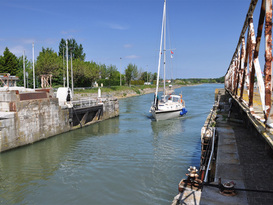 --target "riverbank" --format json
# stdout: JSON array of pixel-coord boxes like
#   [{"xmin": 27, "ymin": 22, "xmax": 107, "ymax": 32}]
[{"xmin": 73, "ymin": 84, "xmax": 190, "ymax": 100}]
